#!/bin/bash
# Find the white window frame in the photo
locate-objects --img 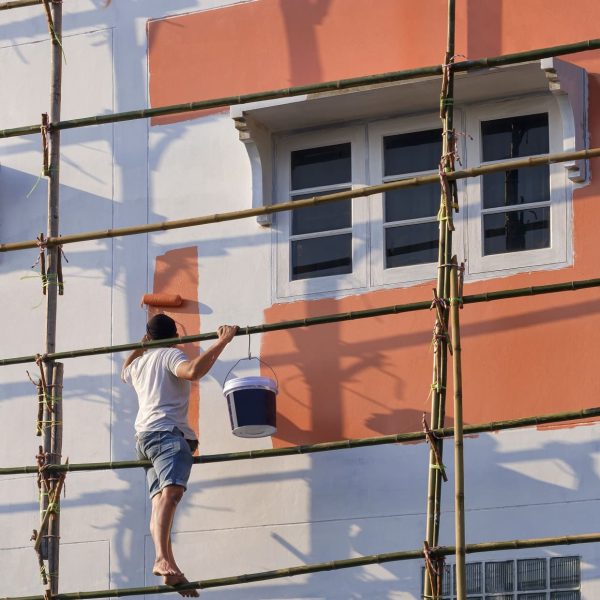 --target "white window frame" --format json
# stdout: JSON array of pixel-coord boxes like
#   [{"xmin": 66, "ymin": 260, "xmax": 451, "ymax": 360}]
[
  {"xmin": 367, "ymin": 112, "xmax": 465, "ymax": 287},
  {"xmin": 464, "ymin": 95, "xmax": 571, "ymax": 277},
  {"xmin": 274, "ymin": 126, "xmax": 368, "ymax": 300}
]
